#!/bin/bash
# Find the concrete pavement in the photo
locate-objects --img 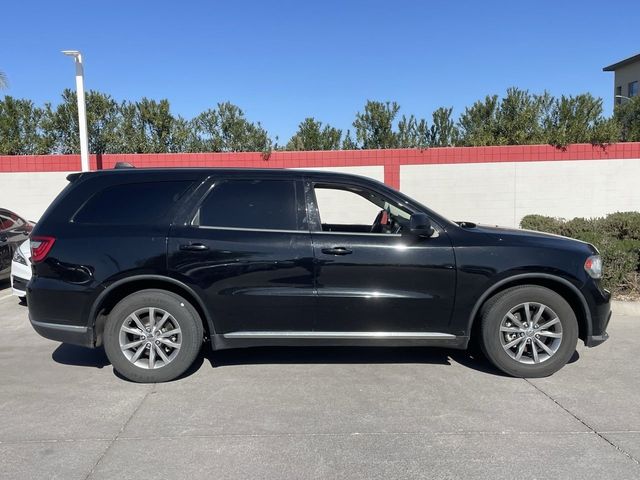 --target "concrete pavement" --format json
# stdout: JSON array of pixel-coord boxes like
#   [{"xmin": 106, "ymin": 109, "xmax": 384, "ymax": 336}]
[{"xmin": 0, "ymin": 280, "xmax": 638, "ymax": 479}]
